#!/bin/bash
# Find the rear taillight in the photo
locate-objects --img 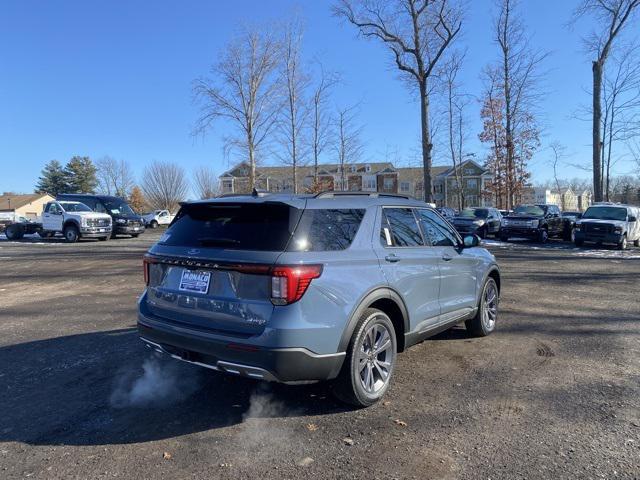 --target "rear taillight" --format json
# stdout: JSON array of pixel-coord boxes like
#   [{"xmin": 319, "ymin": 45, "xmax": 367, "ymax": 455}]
[{"xmin": 270, "ymin": 265, "xmax": 323, "ymax": 305}]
